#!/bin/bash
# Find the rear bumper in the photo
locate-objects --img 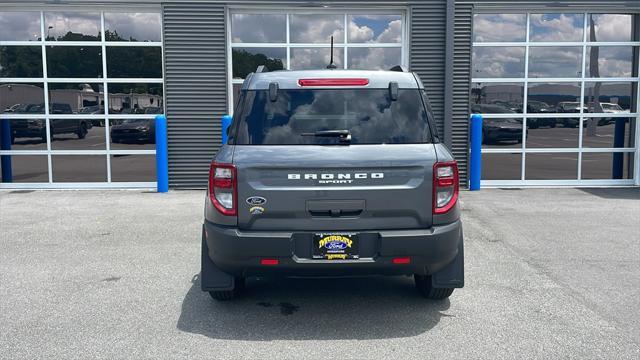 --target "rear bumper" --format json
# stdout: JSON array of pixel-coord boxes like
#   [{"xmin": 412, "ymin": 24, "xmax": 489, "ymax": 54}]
[{"xmin": 203, "ymin": 220, "xmax": 463, "ymax": 278}]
